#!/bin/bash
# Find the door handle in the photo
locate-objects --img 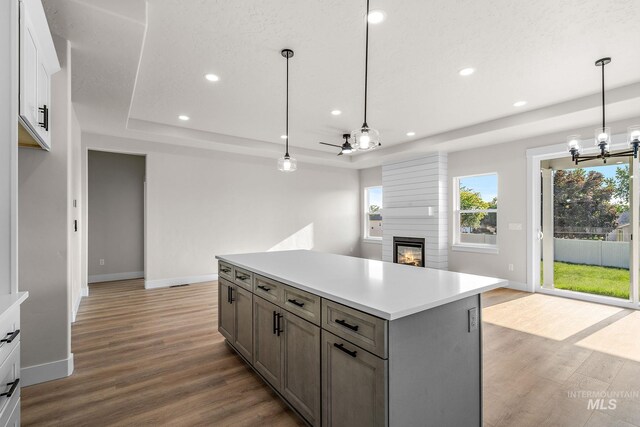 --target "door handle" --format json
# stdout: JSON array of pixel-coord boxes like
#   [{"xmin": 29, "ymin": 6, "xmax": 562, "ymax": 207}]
[
  {"xmin": 229, "ymin": 287, "xmax": 234, "ymax": 303},
  {"xmin": 276, "ymin": 313, "xmax": 283, "ymax": 336},
  {"xmin": 273, "ymin": 311, "xmax": 277, "ymax": 335}
]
